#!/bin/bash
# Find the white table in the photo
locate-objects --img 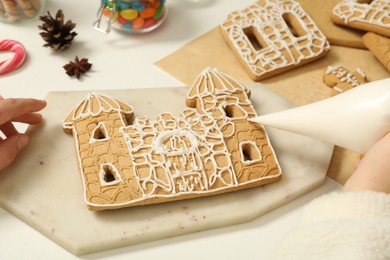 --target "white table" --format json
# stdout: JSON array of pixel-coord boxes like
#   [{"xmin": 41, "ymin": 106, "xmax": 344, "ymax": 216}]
[{"xmin": 0, "ymin": 0, "xmax": 341, "ymax": 258}]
